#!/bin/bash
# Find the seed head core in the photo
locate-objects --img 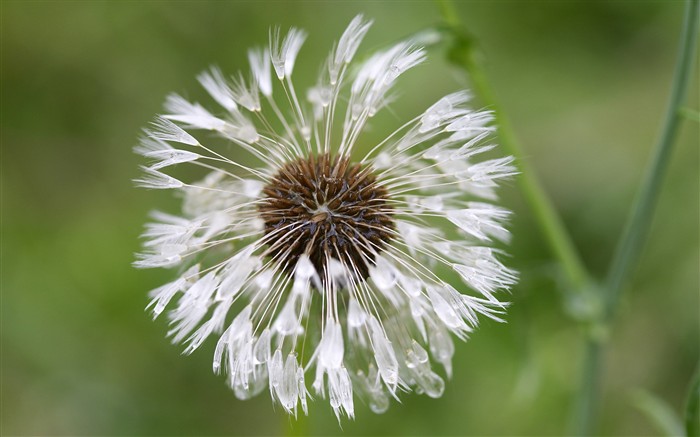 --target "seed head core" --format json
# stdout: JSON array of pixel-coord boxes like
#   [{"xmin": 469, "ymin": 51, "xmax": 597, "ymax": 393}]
[{"xmin": 259, "ymin": 154, "xmax": 394, "ymax": 279}]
